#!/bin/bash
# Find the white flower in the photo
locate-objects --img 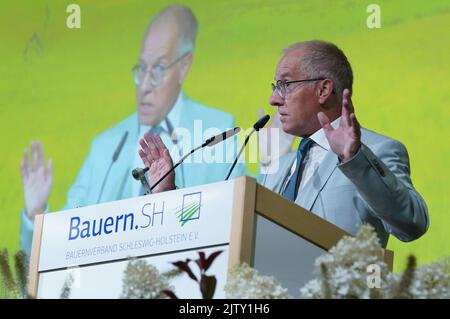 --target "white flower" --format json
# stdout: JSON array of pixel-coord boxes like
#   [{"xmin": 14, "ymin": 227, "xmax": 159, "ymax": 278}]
[
  {"xmin": 300, "ymin": 279, "xmax": 323, "ymax": 299},
  {"xmin": 120, "ymin": 259, "xmax": 172, "ymax": 299},
  {"xmin": 224, "ymin": 263, "xmax": 290, "ymax": 299},
  {"xmin": 222, "ymin": 224, "xmax": 449, "ymax": 299},
  {"xmin": 409, "ymin": 258, "xmax": 450, "ymax": 299},
  {"xmin": 300, "ymin": 224, "xmax": 390, "ymax": 299}
]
